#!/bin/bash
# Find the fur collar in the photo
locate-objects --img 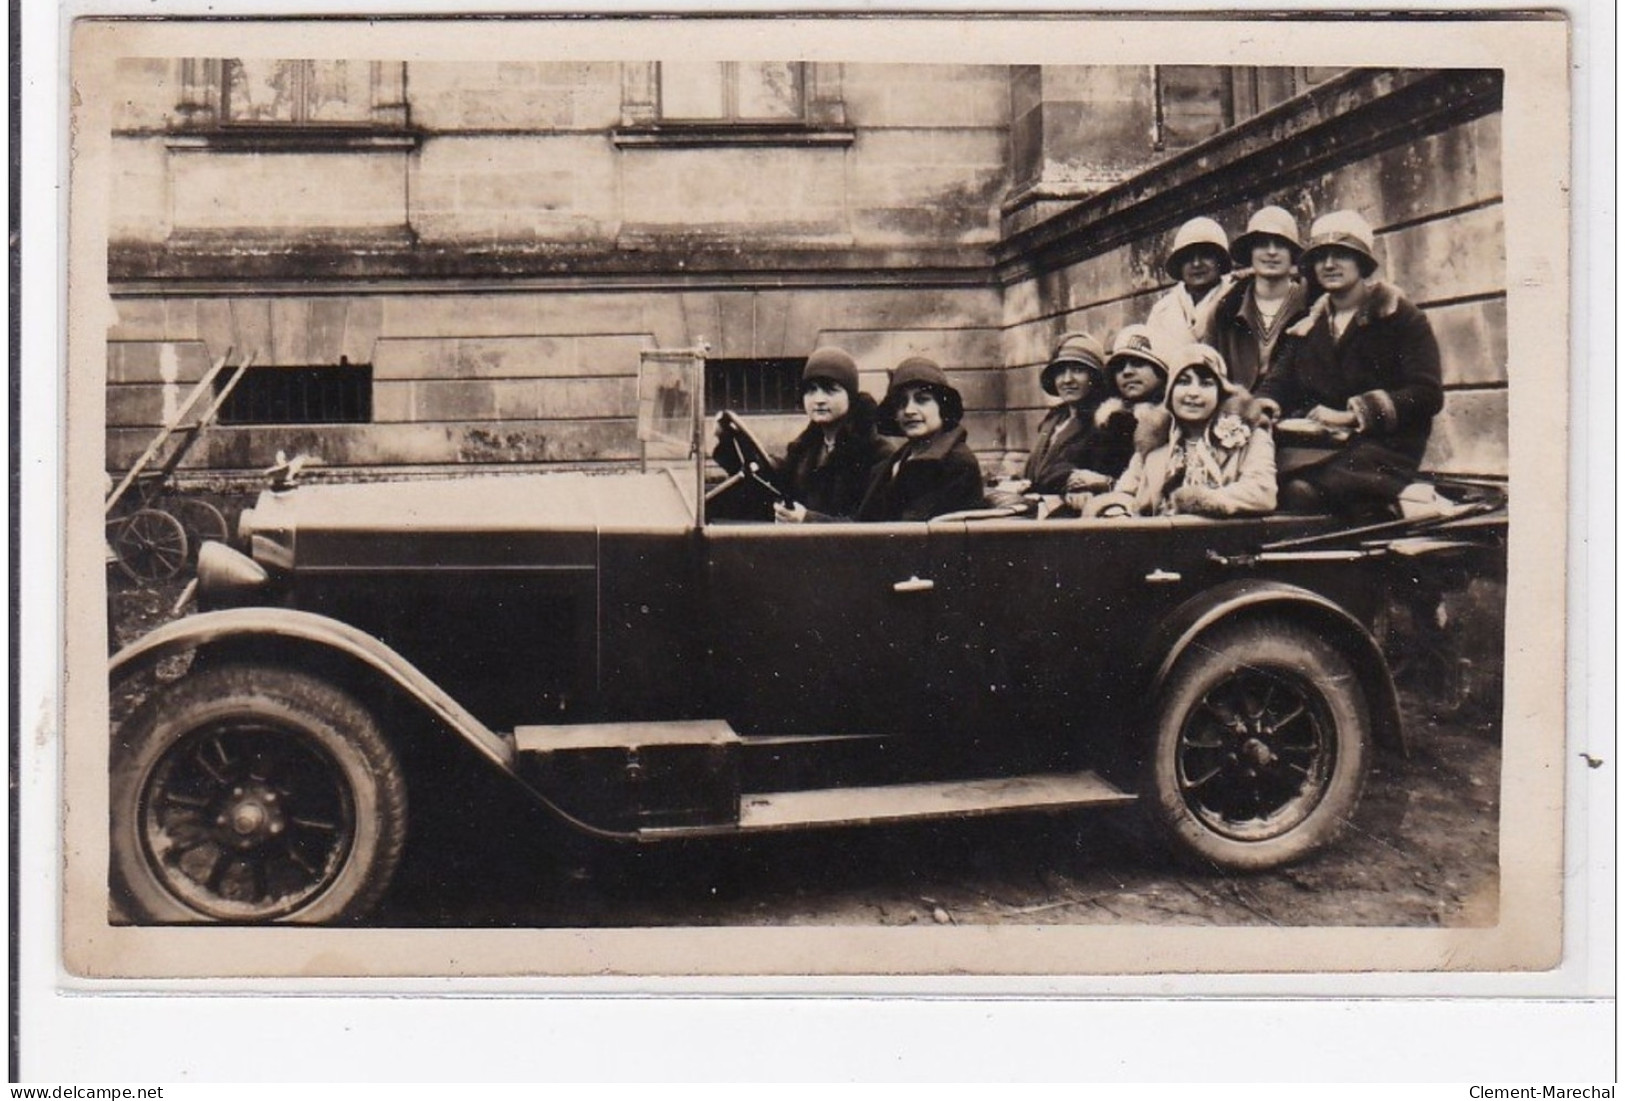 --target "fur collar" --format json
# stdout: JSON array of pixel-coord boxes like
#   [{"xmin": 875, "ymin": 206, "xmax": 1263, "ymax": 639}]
[
  {"xmin": 1133, "ymin": 392, "xmax": 1258, "ymax": 454},
  {"xmin": 1095, "ymin": 396, "xmax": 1167, "ymax": 429},
  {"xmin": 1285, "ymin": 279, "xmax": 1405, "ymax": 338}
]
